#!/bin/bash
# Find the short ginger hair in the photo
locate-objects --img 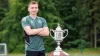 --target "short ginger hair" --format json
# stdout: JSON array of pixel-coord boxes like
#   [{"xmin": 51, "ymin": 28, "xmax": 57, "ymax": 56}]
[{"xmin": 28, "ymin": 1, "xmax": 38, "ymax": 7}]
